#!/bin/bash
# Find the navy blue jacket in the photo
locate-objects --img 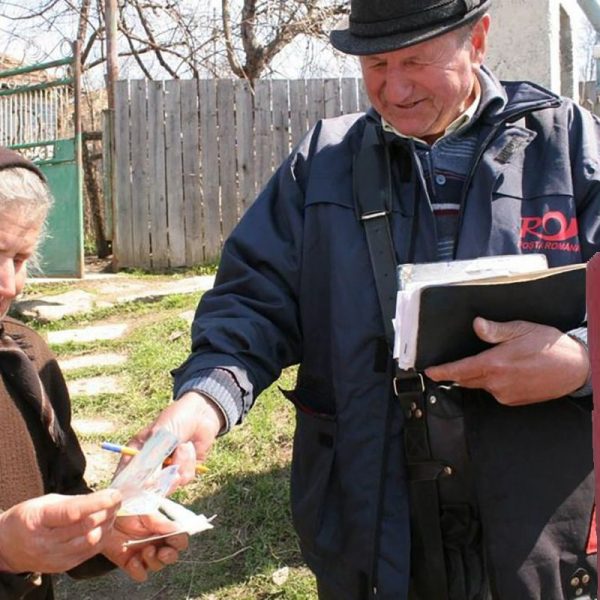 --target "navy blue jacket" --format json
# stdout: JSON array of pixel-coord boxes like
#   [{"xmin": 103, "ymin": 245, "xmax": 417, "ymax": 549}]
[{"xmin": 174, "ymin": 74, "xmax": 600, "ymax": 599}]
